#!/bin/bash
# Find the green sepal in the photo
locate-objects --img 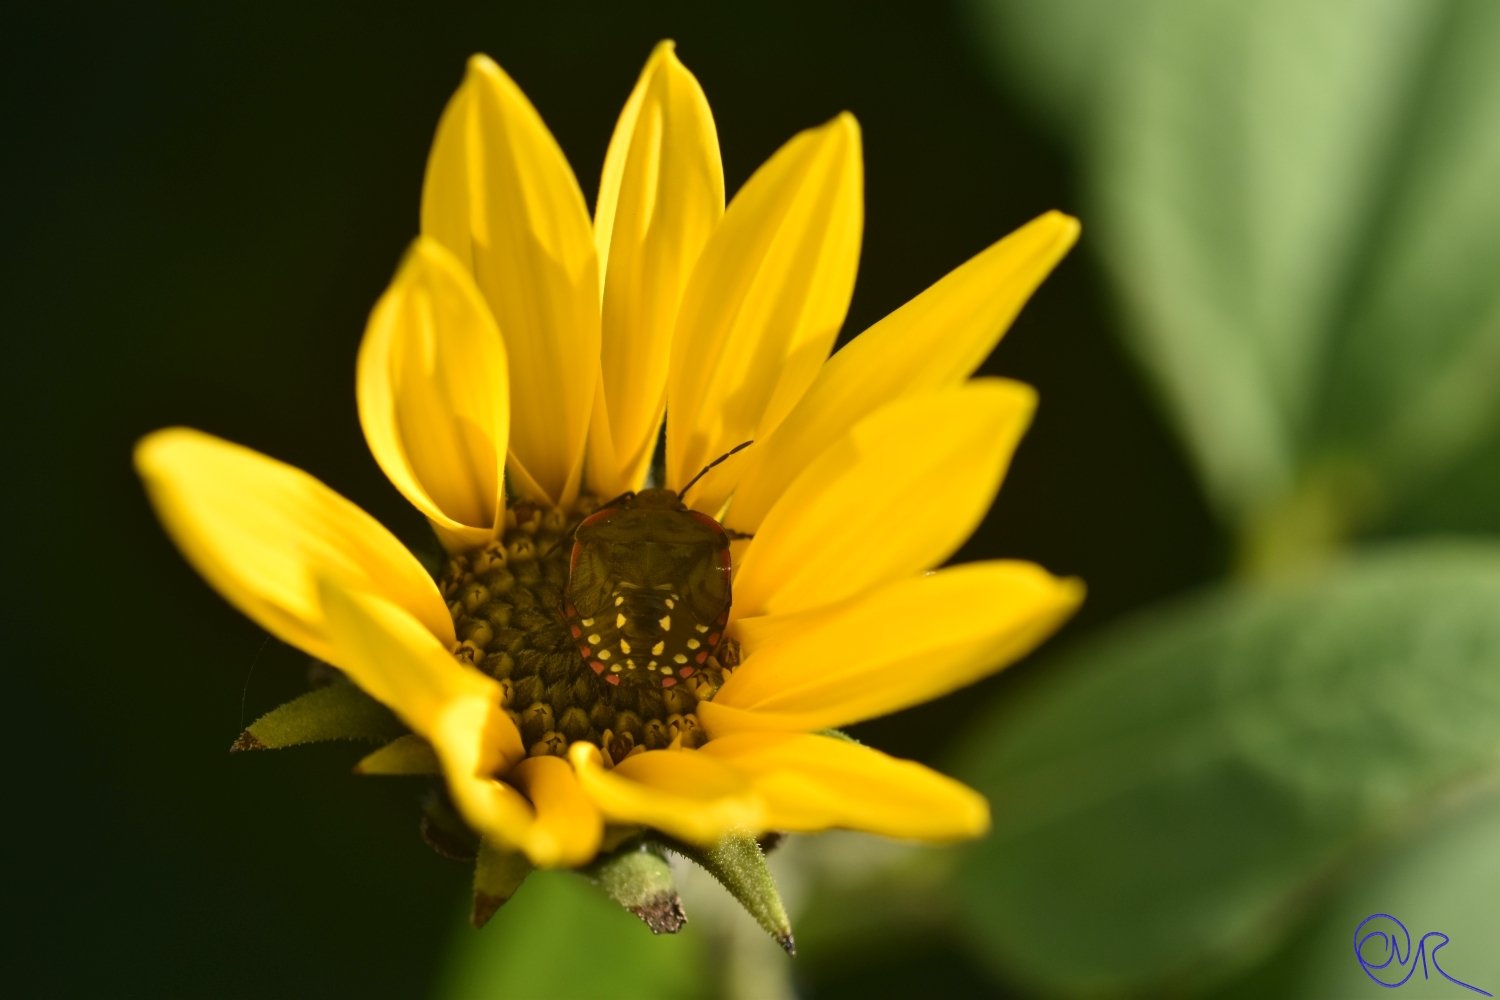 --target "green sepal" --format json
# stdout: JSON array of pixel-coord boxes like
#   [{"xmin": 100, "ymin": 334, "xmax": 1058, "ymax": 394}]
[
  {"xmin": 584, "ymin": 837, "xmax": 686, "ymax": 935},
  {"xmin": 353, "ymin": 734, "xmax": 440, "ymax": 775},
  {"xmin": 230, "ymin": 681, "xmax": 403, "ymax": 751},
  {"xmin": 472, "ymin": 838, "xmax": 534, "ymax": 928},
  {"xmin": 420, "ymin": 785, "xmax": 479, "ymax": 862},
  {"xmin": 654, "ymin": 830, "xmax": 794, "ymax": 954},
  {"xmin": 815, "ymin": 728, "xmax": 860, "ymax": 744}
]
